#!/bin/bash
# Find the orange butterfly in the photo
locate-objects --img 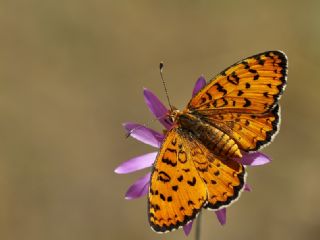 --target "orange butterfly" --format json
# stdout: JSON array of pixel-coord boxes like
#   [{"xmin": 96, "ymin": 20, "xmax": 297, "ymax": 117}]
[{"xmin": 148, "ymin": 51, "xmax": 287, "ymax": 232}]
